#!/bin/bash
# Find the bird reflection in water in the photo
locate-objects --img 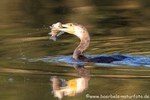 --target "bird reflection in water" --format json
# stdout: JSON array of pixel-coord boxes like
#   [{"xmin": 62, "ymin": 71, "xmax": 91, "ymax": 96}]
[{"xmin": 51, "ymin": 65, "xmax": 90, "ymax": 99}]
